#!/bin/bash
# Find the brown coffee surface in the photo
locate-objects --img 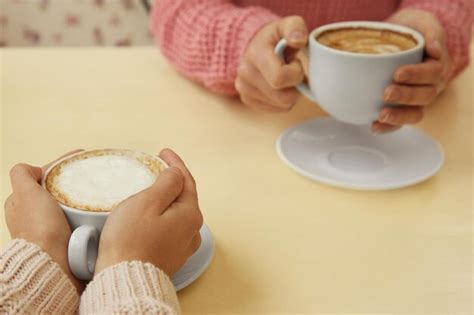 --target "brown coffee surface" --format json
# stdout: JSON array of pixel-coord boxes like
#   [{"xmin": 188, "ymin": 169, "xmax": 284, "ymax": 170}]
[{"xmin": 317, "ymin": 27, "xmax": 417, "ymax": 54}]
